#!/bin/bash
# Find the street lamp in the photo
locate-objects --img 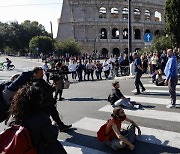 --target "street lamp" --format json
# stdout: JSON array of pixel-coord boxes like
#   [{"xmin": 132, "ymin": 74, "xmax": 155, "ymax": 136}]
[
  {"xmin": 50, "ymin": 21, "xmax": 54, "ymax": 54},
  {"xmin": 128, "ymin": 0, "xmax": 132, "ymax": 75}
]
